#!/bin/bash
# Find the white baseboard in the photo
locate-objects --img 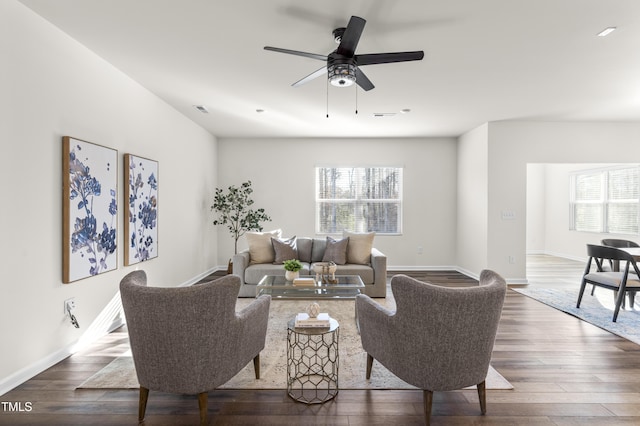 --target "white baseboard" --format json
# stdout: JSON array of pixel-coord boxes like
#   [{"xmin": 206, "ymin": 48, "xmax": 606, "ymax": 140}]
[
  {"xmin": 388, "ymin": 265, "xmax": 528, "ymax": 285},
  {"xmin": 388, "ymin": 265, "xmax": 460, "ymax": 272},
  {"xmin": 0, "ymin": 317, "xmax": 124, "ymax": 397},
  {"xmin": 177, "ymin": 266, "xmax": 227, "ymax": 287},
  {"xmin": 0, "ymin": 267, "xmax": 227, "ymax": 396}
]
